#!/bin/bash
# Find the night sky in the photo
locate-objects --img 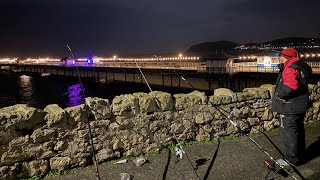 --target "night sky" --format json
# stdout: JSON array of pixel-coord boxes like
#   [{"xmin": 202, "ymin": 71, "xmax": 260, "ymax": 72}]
[{"xmin": 1, "ymin": 0, "xmax": 320, "ymax": 57}]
